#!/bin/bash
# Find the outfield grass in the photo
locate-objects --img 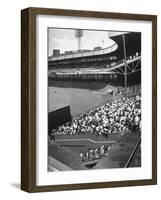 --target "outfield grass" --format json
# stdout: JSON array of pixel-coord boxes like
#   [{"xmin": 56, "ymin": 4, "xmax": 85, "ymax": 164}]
[{"xmin": 48, "ymin": 81, "xmax": 117, "ymax": 116}]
